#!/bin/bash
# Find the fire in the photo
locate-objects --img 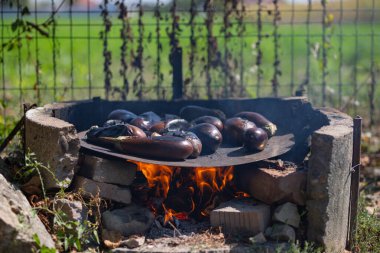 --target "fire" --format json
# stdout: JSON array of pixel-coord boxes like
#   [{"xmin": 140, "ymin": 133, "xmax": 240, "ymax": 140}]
[{"xmin": 134, "ymin": 162, "xmax": 237, "ymax": 223}]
